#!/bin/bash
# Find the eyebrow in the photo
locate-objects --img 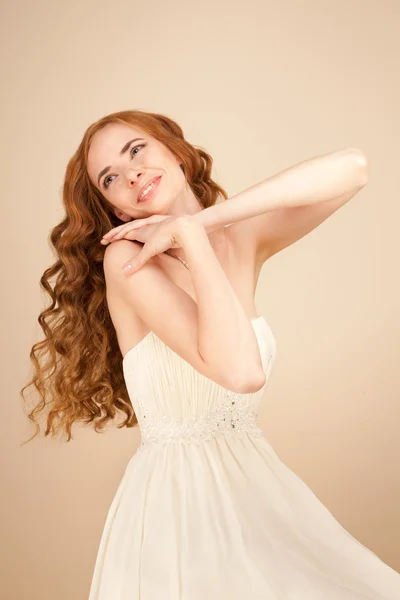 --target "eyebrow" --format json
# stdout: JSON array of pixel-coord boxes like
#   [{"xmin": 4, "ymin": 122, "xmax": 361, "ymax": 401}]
[{"xmin": 97, "ymin": 137, "xmax": 145, "ymax": 187}]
